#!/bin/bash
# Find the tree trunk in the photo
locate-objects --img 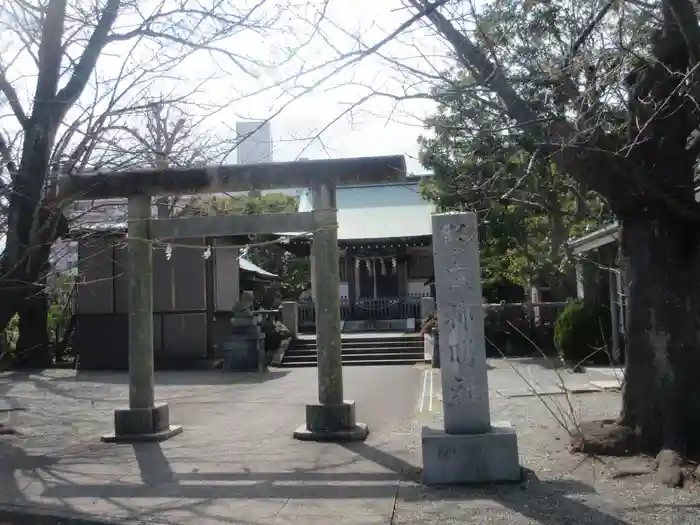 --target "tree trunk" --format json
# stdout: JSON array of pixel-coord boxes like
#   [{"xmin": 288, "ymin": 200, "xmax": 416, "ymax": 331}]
[
  {"xmin": 0, "ymin": 281, "xmax": 30, "ymax": 336},
  {"xmin": 15, "ymin": 283, "xmax": 51, "ymax": 369},
  {"xmin": 11, "ymin": 239, "xmax": 55, "ymax": 369},
  {"xmin": 0, "ymin": 208, "xmax": 67, "ymax": 352},
  {"xmin": 0, "ymin": 123, "xmax": 57, "ymax": 333},
  {"xmin": 572, "ymin": 213, "xmax": 700, "ymax": 484},
  {"xmin": 568, "ymin": 8, "xmax": 700, "ymax": 484},
  {"xmin": 620, "ymin": 215, "xmax": 700, "ymax": 452}
]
